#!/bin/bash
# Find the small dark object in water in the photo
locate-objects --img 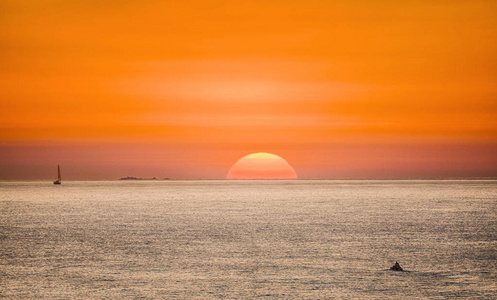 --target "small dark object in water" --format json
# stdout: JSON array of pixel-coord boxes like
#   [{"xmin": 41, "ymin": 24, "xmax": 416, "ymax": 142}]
[{"xmin": 390, "ymin": 261, "xmax": 403, "ymax": 271}]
